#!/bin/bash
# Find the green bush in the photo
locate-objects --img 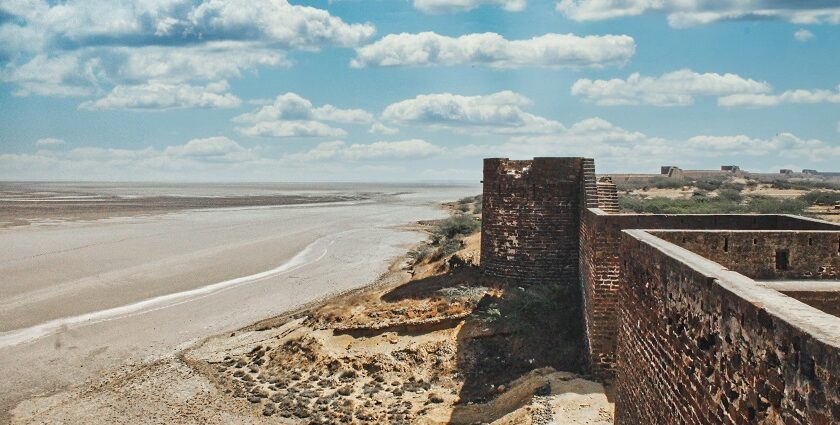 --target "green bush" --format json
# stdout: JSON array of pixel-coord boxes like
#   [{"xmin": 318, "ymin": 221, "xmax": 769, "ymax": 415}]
[
  {"xmin": 772, "ymin": 179, "xmax": 840, "ymax": 191},
  {"xmin": 436, "ymin": 216, "xmax": 480, "ymax": 239},
  {"xmin": 693, "ymin": 177, "xmax": 728, "ymax": 191},
  {"xmin": 440, "ymin": 239, "xmax": 464, "ymax": 257},
  {"xmin": 717, "ymin": 189, "xmax": 743, "ymax": 202},
  {"xmin": 746, "ymin": 197, "xmax": 808, "ymax": 214},
  {"xmin": 720, "ymin": 182, "xmax": 745, "ymax": 192},
  {"xmin": 800, "ymin": 190, "xmax": 840, "ymax": 206},
  {"xmin": 408, "ymin": 245, "xmax": 435, "ymax": 263},
  {"xmin": 771, "ymin": 179, "xmax": 792, "ymax": 190},
  {"xmin": 614, "ymin": 177, "xmax": 684, "ymax": 192},
  {"xmin": 619, "ymin": 195, "xmax": 807, "ymax": 215},
  {"xmin": 651, "ymin": 177, "xmax": 684, "ymax": 189}
]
